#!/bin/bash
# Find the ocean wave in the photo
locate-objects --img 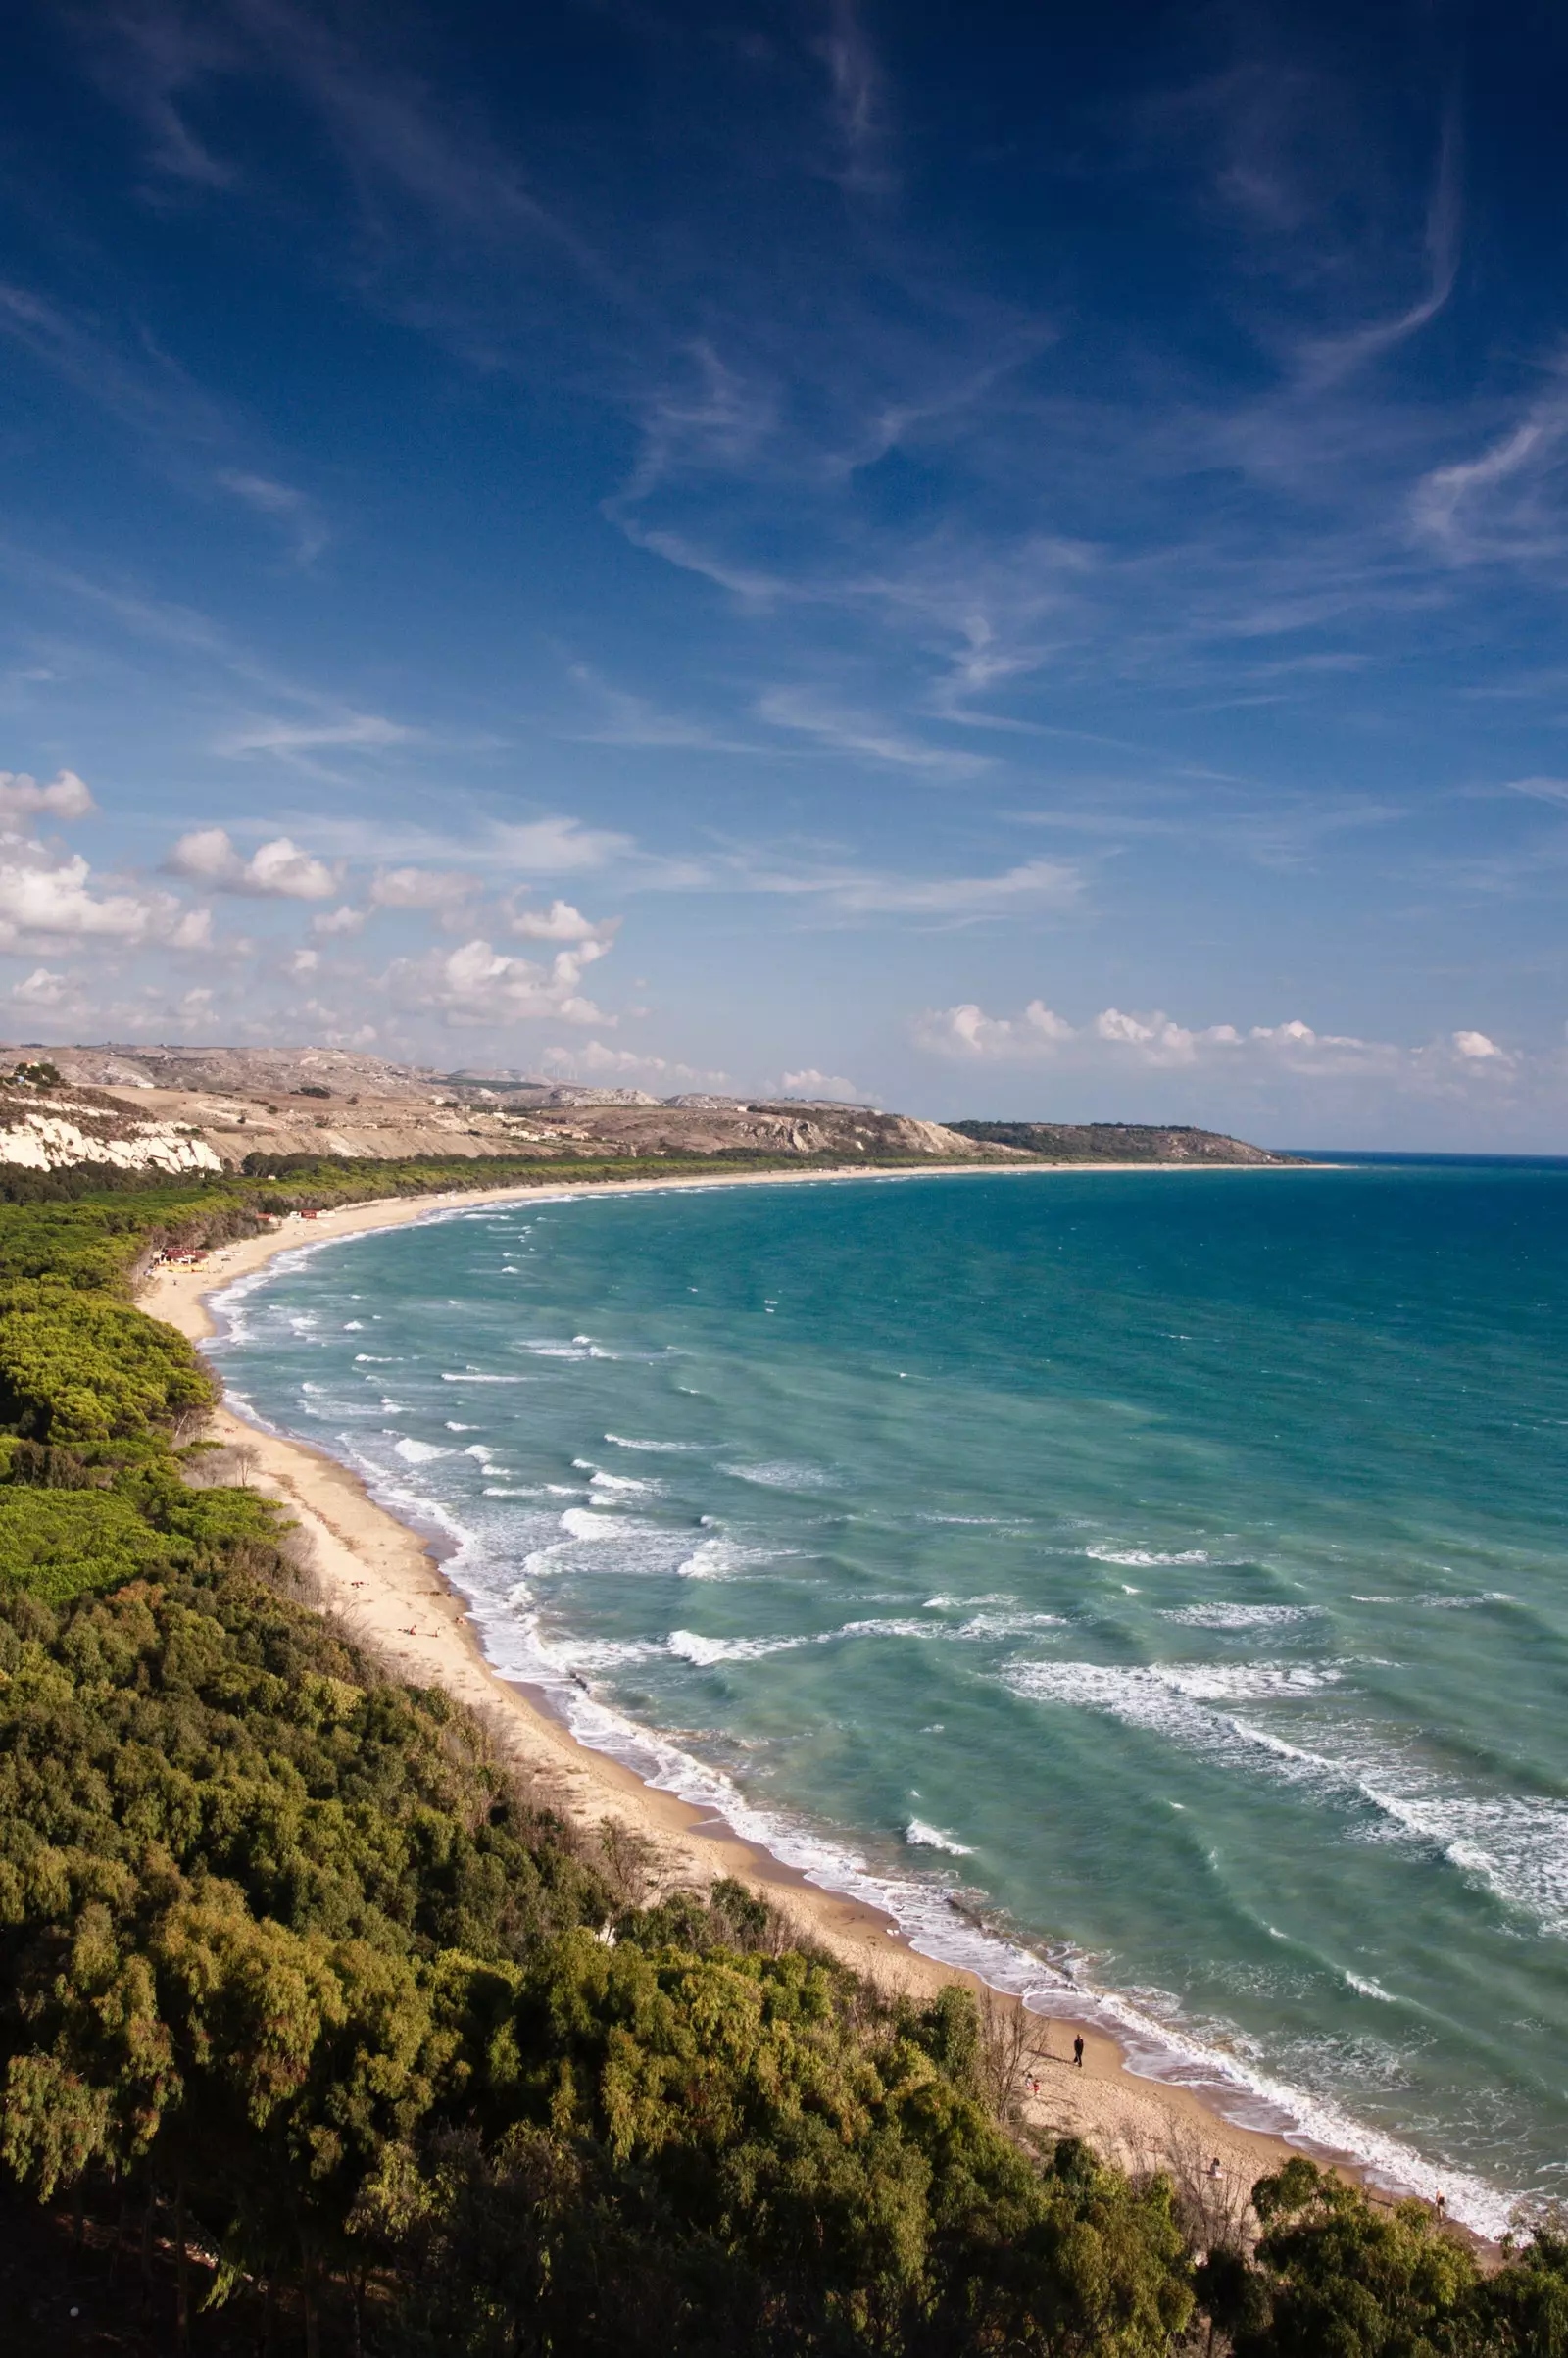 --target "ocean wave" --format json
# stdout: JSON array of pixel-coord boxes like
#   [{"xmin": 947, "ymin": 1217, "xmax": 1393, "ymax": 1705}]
[
  {"xmin": 676, "ymin": 1535, "xmax": 793, "ymax": 1579},
  {"xmin": 454, "ymin": 1585, "xmax": 1513, "ymax": 2237},
  {"xmin": 581, "ymin": 1465, "xmax": 663, "ymax": 1496},
  {"xmin": 837, "ymin": 1616, "xmax": 949, "ymax": 1641},
  {"xmin": 441, "ymin": 1371, "xmax": 530, "ymax": 1383},
  {"xmin": 1087, "ymin": 1546, "xmax": 1211, "ymax": 1568},
  {"xmin": 1160, "ymin": 1603, "xmax": 1316, "ymax": 1629},
  {"xmin": 559, "ymin": 1506, "xmax": 662, "ymax": 1542},
  {"xmin": 1004, "ymin": 1657, "xmax": 1568, "ymax": 1940},
  {"xmin": 1351, "ymin": 1592, "xmax": 1516, "ymax": 1609},
  {"xmin": 906, "ymin": 1819, "xmax": 974, "ymax": 1855},
  {"xmin": 719, "ymin": 1460, "xmax": 836, "ymax": 1490},
  {"xmin": 607, "ymin": 1432, "xmax": 709, "ymax": 1452},
  {"xmin": 197, "ymin": 1194, "xmax": 1542, "ymax": 2237},
  {"xmin": 668, "ymin": 1629, "xmax": 809, "ymax": 1666},
  {"xmin": 956, "ymin": 1610, "xmax": 1068, "ymax": 1639}
]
